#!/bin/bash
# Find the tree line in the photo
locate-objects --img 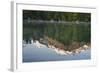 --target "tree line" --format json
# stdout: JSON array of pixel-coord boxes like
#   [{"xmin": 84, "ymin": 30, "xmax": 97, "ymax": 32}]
[{"xmin": 23, "ymin": 10, "xmax": 91, "ymax": 22}]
